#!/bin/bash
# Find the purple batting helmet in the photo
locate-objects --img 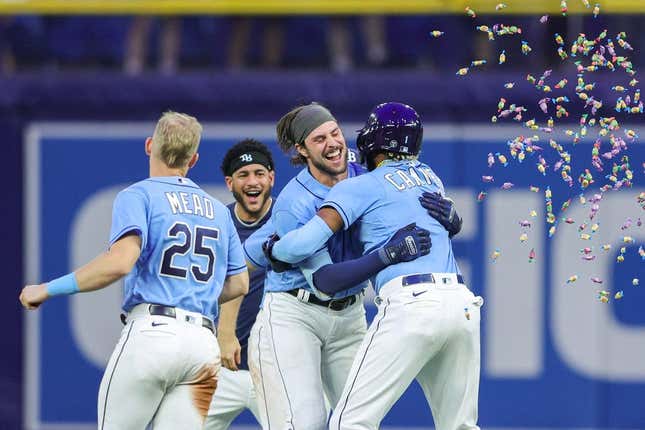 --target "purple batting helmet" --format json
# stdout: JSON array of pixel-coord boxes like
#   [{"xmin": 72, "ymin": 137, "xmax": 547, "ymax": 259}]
[{"xmin": 356, "ymin": 102, "xmax": 423, "ymax": 164}]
